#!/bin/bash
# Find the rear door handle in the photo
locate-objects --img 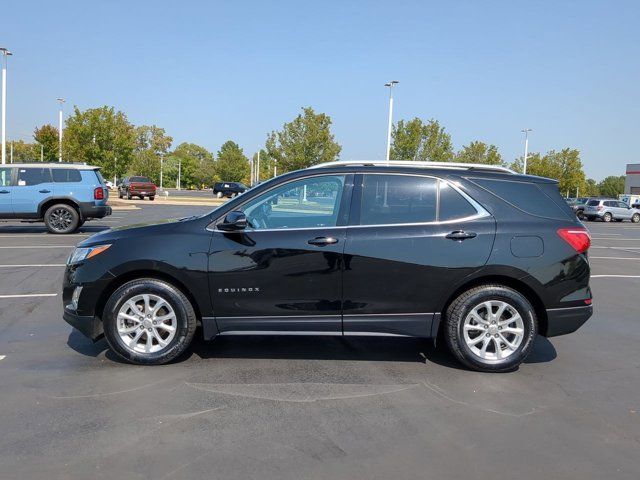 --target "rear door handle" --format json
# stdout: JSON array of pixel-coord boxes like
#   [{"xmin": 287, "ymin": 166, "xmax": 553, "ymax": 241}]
[
  {"xmin": 39, "ymin": 189, "xmax": 51, "ymax": 194},
  {"xmin": 308, "ymin": 236, "xmax": 339, "ymax": 246},
  {"xmin": 0, "ymin": 190, "xmax": 9, "ymax": 194},
  {"xmin": 445, "ymin": 230, "xmax": 477, "ymax": 241}
]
